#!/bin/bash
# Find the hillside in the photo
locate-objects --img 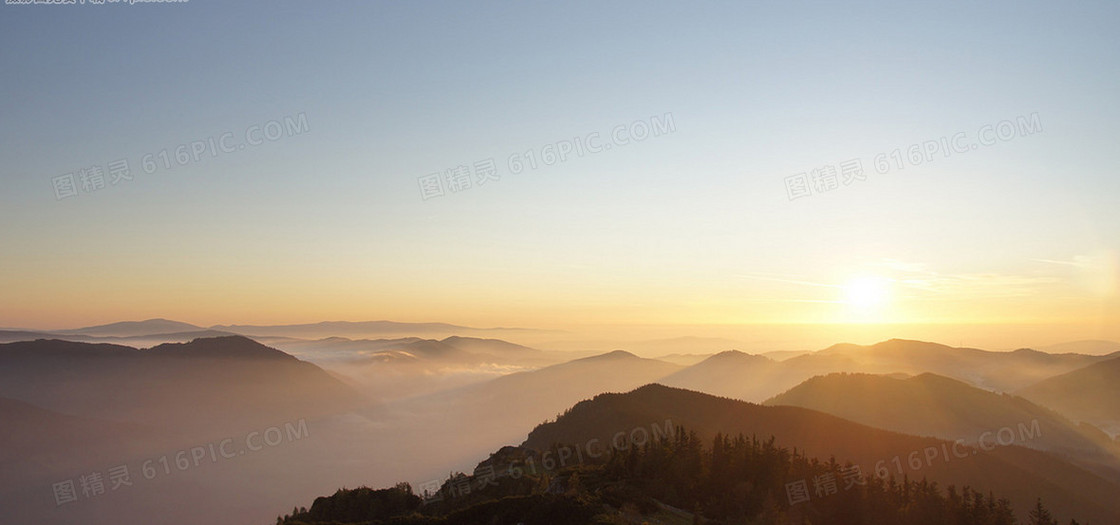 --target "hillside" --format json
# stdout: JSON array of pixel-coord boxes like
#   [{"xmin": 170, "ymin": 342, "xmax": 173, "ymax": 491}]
[
  {"xmin": 0, "ymin": 336, "xmax": 358, "ymax": 433},
  {"xmin": 1018, "ymin": 356, "xmax": 1120, "ymax": 435},
  {"xmin": 55, "ymin": 318, "xmax": 204, "ymax": 337},
  {"xmin": 660, "ymin": 339, "xmax": 1115, "ymax": 403},
  {"xmin": 763, "ymin": 372, "xmax": 1120, "ymax": 479},
  {"xmin": 273, "ymin": 383, "xmax": 1119, "ymax": 525},
  {"xmin": 523, "ymin": 384, "xmax": 1120, "ymax": 524}
]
